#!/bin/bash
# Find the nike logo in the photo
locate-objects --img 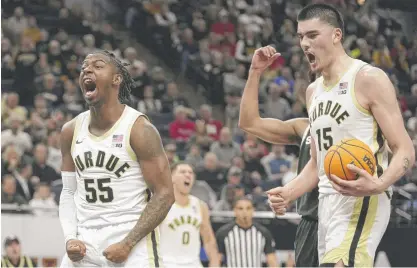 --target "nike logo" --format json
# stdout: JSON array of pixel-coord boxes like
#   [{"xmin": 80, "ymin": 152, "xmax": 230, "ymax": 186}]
[{"xmin": 76, "ymin": 140, "xmax": 83, "ymax": 144}]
